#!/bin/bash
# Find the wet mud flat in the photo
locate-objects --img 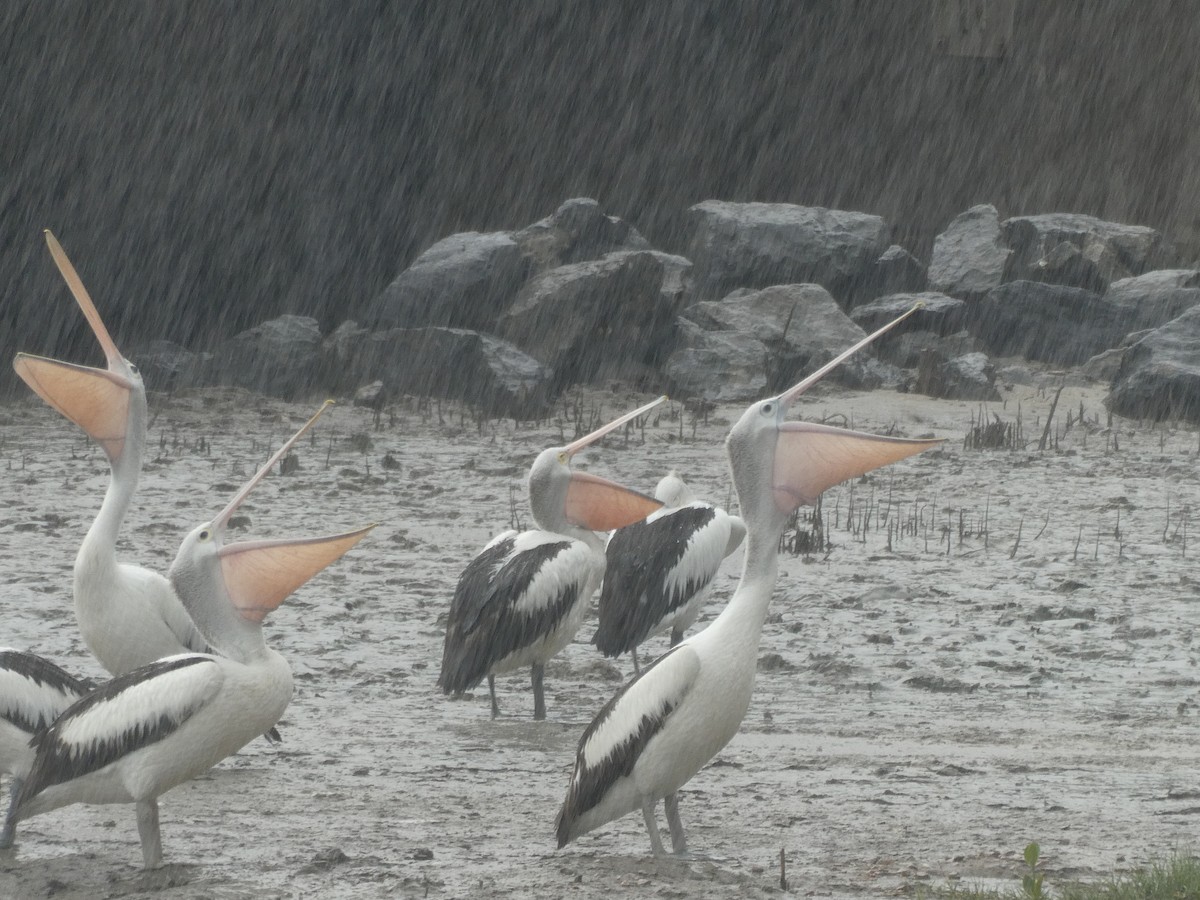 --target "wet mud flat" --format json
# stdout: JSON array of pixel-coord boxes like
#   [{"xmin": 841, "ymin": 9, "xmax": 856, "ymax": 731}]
[{"xmin": 1, "ymin": 375, "xmax": 1198, "ymax": 898}]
